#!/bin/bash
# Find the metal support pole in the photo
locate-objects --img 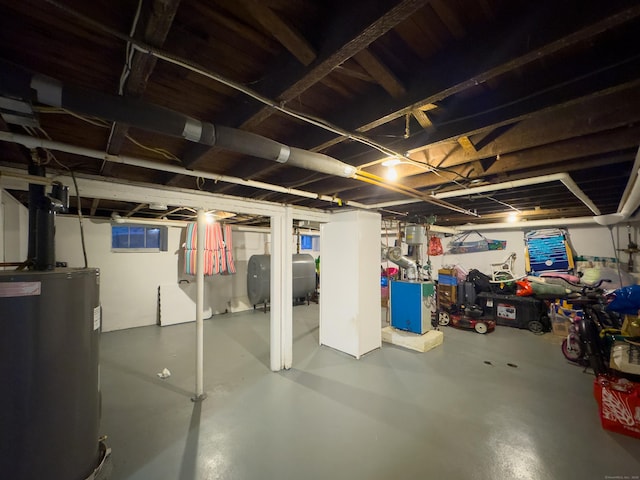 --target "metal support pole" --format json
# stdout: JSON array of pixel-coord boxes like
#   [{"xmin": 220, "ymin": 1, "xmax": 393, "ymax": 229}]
[{"xmin": 192, "ymin": 208, "xmax": 207, "ymax": 401}]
